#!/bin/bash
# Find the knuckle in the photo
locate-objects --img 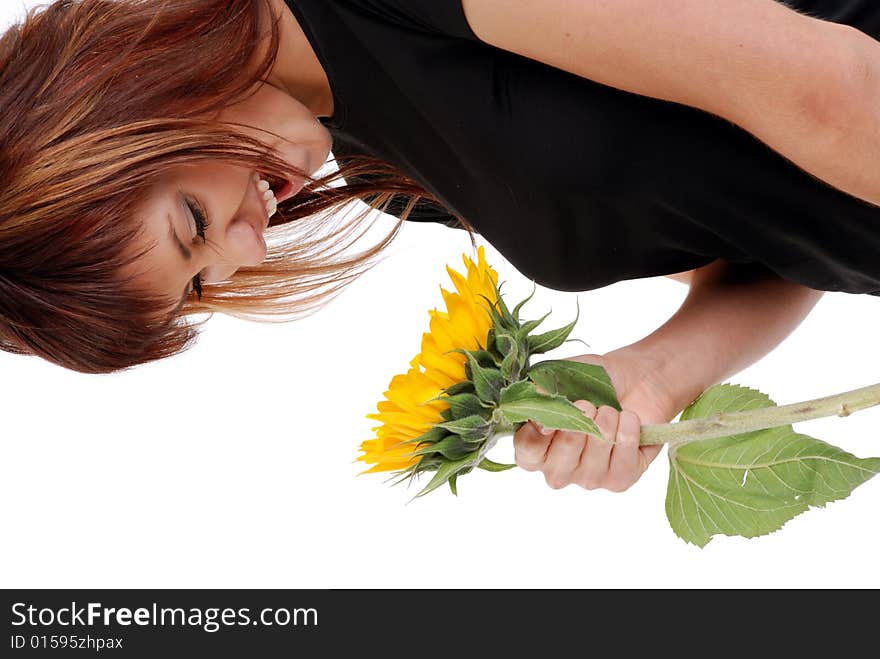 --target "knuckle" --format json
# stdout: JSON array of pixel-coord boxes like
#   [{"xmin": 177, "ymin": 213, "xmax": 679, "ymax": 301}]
[
  {"xmin": 580, "ymin": 476, "xmax": 601, "ymax": 491},
  {"xmin": 605, "ymin": 478, "xmax": 632, "ymax": 493},
  {"xmin": 515, "ymin": 457, "xmax": 538, "ymax": 472},
  {"xmin": 515, "ymin": 436, "xmax": 549, "ymax": 462},
  {"xmin": 544, "ymin": 472, "xmax": 568, "ymax": 490},
  {"xmin": 594, "ymin": 407, "xmax": 620, "ymax": 439},
  {"xmin": 515, "ymin": 453, "xmax": 542, "ymax": 471},
  {"xmin": 556, "ymin": 432, "xmax": 584, "ymax": 450},
  {"xmin": 514, "ymin": 445, "xmax": 544, "ymax": 469},
  {"xmin": 617, "ymin": 410, "xmax": 641, "ymax": 444},
  {"xmin": 573, "ymin": 399, "xmax": 596, "ymax": 415}
]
